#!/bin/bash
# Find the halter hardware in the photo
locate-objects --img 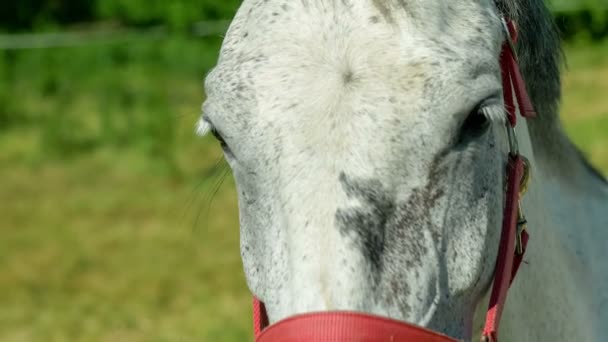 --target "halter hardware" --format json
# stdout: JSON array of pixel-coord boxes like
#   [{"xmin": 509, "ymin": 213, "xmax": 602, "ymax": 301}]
[
  {"xmin": 500, "ymin": 16, "xmax": 533, "ymax": 259},
  {"xmin": 516, "ymin": 158, "xmax": 531, "ymax": 255}
]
